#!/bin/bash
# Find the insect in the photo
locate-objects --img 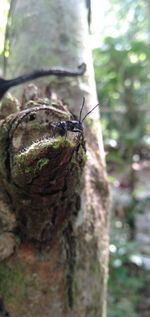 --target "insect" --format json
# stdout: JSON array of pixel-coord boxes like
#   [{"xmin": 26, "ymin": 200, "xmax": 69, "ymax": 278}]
[{"xmin": 51, "ymin": 97, "xmax": 100, "ymax": 137}]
